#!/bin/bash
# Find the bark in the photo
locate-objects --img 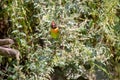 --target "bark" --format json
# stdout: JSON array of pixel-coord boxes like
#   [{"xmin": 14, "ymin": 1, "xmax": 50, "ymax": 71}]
[
  {"xmin": 0, "ymin": 39, "xmax": 20, "ymax": 60},
  {"xmin": 0, "ymin": 39, "xmax": 14, "ymax": 46},
  {"xmin": 0, "ymin": 47, "xmax": 20, "ymax": 60}
]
